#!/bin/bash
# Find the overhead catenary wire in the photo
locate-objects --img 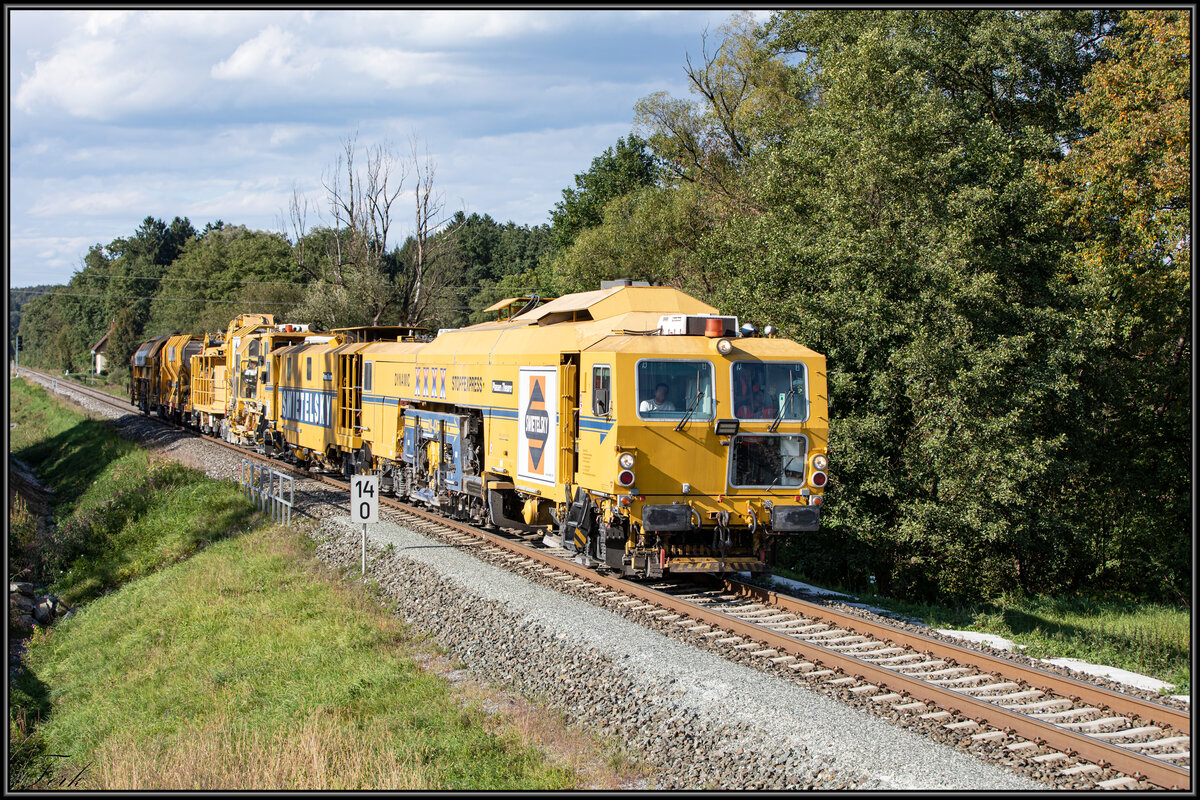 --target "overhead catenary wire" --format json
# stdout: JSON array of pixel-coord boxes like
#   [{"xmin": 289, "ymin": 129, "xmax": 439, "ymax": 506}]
[
  {"xmin": 26, "ymin": 291, "xmax": 295, "ymax": 306},
  {"xmin": 21, "ymin": 290, "xmax": 488, "ymax": 314},
  {"xmin": 65, "ymin": 274, "xmax": 540, "ymax": 291}
]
